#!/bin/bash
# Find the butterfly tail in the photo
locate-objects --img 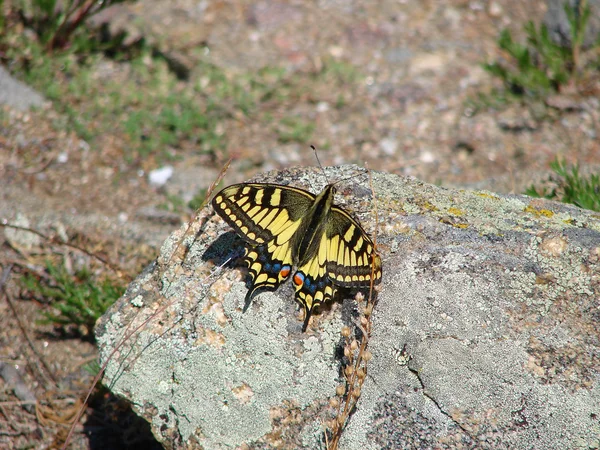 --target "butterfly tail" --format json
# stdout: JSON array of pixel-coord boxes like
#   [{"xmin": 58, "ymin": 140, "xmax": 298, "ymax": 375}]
[
  {"xmin": 302, "ymin": 305, "xmax": 313, "ymax": 332},
  {"xmin": 243, "ymin": 288, "xmax": 255, "ymax": 312}
]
